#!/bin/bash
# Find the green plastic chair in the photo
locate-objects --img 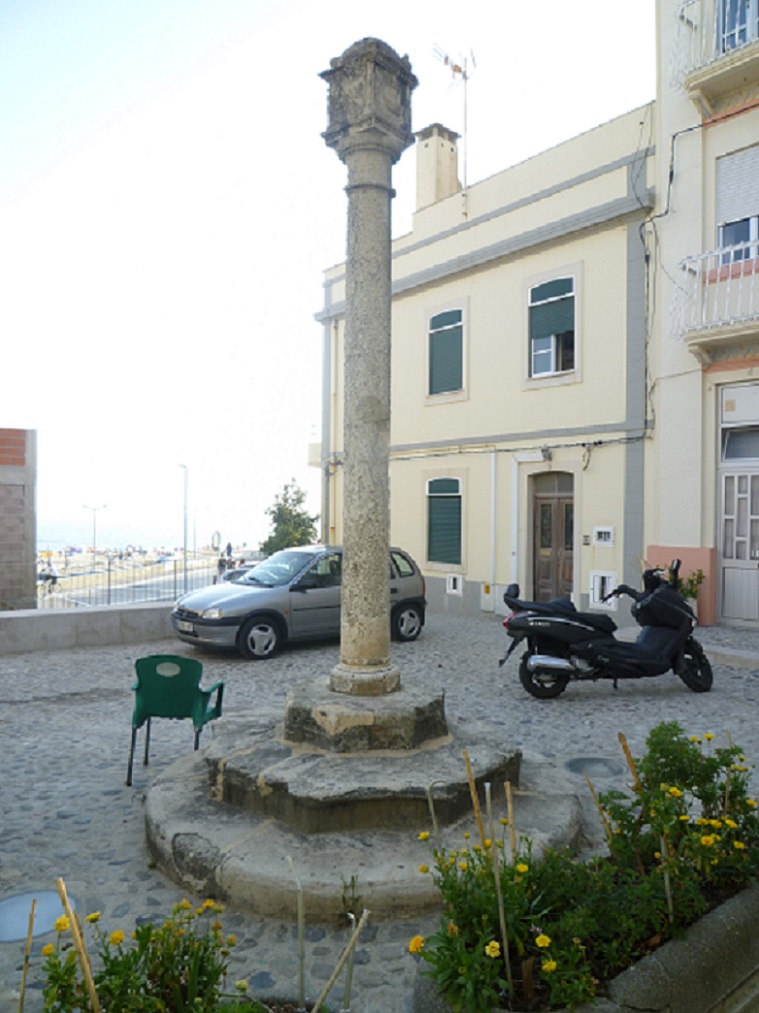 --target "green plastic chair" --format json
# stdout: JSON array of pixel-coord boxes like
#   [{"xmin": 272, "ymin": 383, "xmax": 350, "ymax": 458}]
[{"xmin": 126, "ymin": 655, "xmax": 224, "ymax": 786}]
